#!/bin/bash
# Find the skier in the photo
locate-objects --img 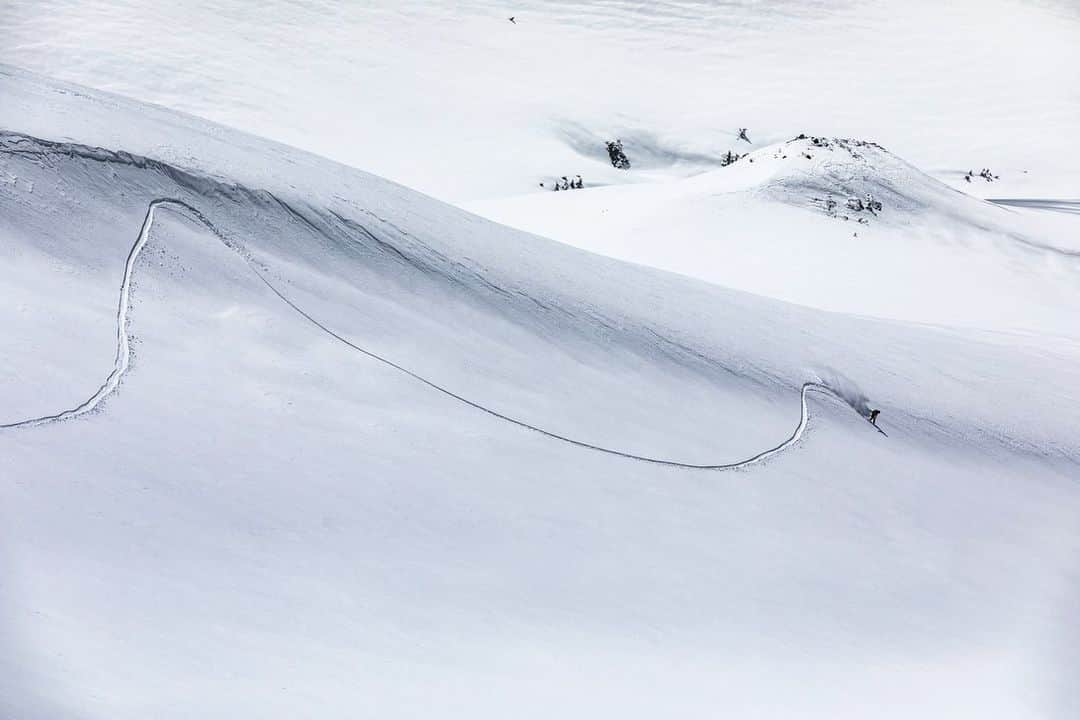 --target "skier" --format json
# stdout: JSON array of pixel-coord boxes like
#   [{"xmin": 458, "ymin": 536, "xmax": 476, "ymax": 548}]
[
  {"xmin": 508, "ymin": 16, "xmax": 516, "ymax": 24},
  {"xmin": 574, "ymin": 174, "xmax": 583, "ymax": 189},
  {"xmin": 869, "ymin": 409, "xmax": 880, "ymax": 426},
  {"xmin": 560, "ymin": 176, "xmax": 570, "ymax": 191},
  {"xmin": 737, "ymin": 127, "xmax": 751, "ymax": 143}
]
